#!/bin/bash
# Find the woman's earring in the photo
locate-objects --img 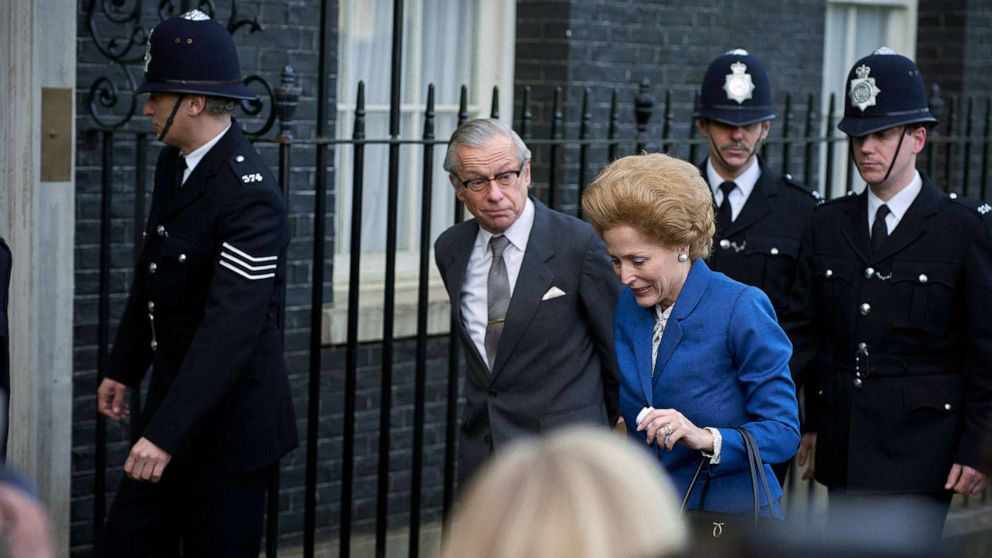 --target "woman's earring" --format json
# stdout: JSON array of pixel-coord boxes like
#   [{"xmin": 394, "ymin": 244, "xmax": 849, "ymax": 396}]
[{"xmin": 678, "ymin": 253, "xmax": 689, "ymax": 263}]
